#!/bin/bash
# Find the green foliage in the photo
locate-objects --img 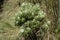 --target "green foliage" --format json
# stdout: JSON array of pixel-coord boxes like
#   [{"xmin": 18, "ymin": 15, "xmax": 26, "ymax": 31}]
[
  {"xmin": 15, "ymin": 2, "xmax": 46, "ymax": 26},
  {"xmin": 15, "ymin": 2, "xmax": 47, "ymax": 40}
]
